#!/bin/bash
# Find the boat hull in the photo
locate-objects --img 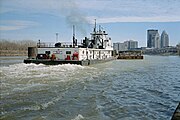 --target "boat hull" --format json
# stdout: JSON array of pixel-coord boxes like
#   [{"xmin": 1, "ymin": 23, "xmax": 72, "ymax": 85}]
[{"xmin": 24, "ymin": 58, "xmax": 115, "ymax": 66}]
